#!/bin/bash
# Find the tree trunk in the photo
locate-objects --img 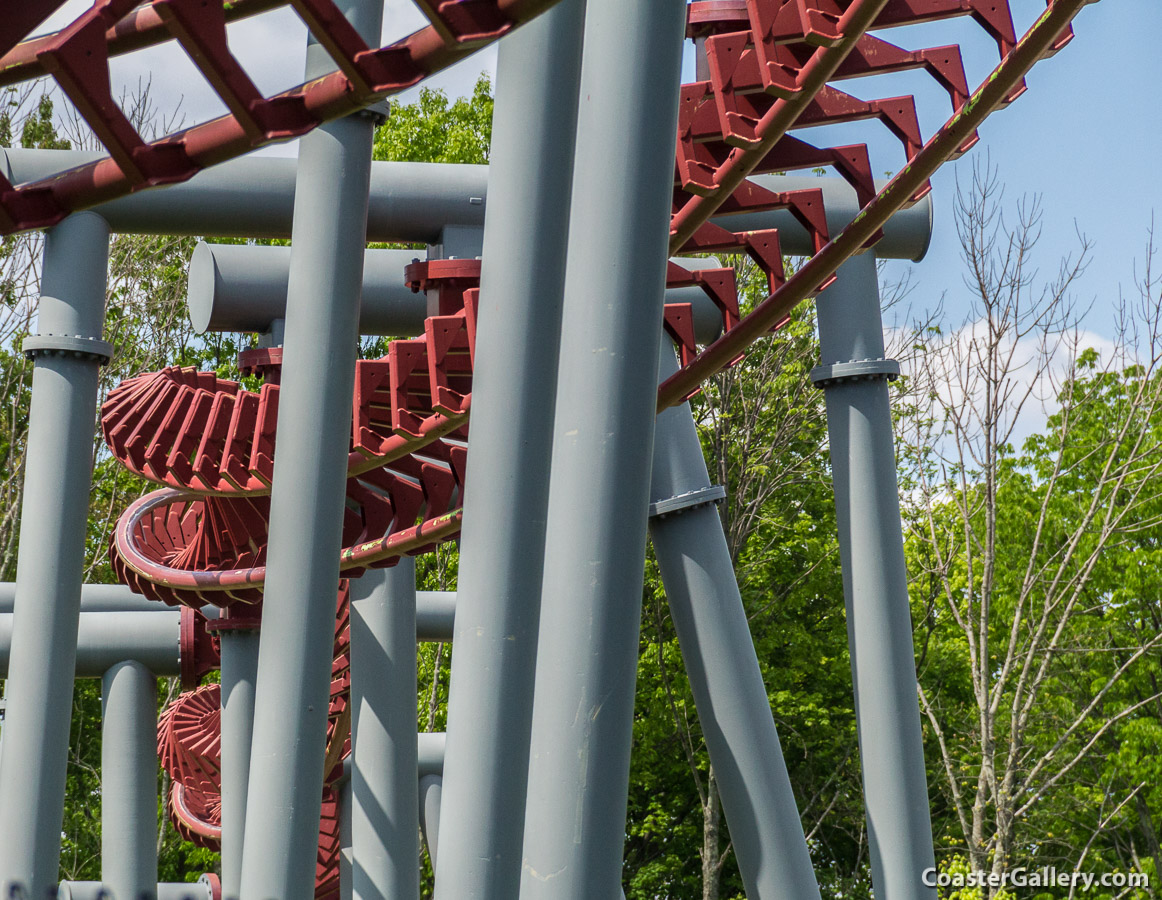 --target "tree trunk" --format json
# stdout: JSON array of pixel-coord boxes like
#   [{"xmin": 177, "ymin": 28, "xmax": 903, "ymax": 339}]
[{"xmin": 702, "ymin": 766, "xmax": 722, "ymax": 900}]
